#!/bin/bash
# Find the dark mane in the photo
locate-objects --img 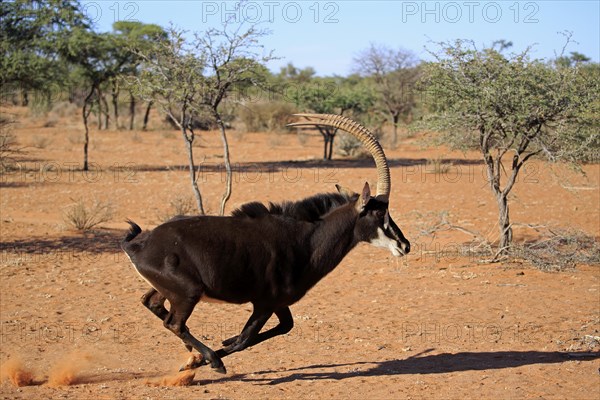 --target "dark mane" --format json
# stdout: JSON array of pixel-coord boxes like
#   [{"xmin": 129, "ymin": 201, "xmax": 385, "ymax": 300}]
[
  {"xmin": 231, "ymin": 202, "xmax": 270, "ymax": 218},
  {"xmin": 232, "ymin": 192, "xmax": 356, "ymax": 222}
]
